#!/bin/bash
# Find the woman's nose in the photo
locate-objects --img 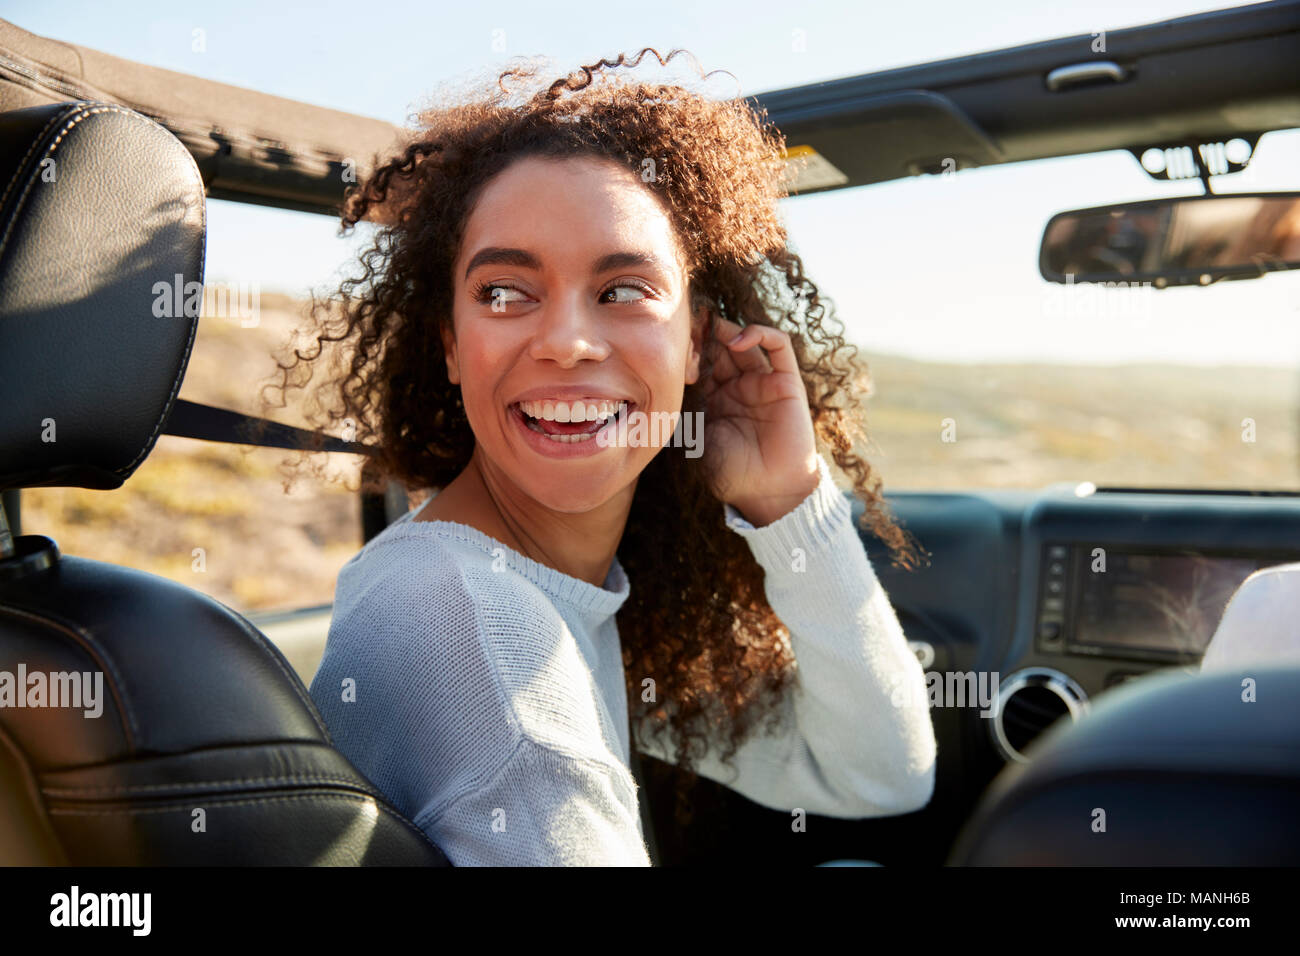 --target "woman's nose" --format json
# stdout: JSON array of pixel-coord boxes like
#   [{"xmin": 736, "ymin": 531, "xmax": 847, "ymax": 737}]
[{"xmin": 526, "ymin": 299, "xmax": 610, "ymax": 367}]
